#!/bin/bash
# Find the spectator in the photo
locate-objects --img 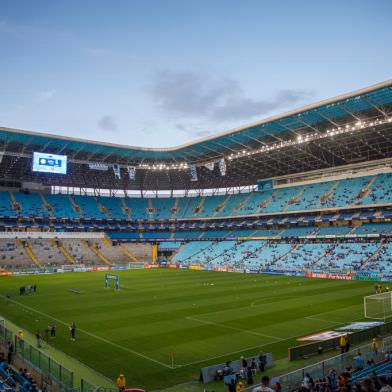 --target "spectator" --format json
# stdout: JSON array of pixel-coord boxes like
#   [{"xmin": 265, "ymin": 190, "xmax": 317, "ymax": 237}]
[
  {"xmin": 380, "ymin": 376, "xmax": 392, "ymax": 392},
  {"xmin": 362, "ymin": 377, "xmax": 376, "ymax": 392},
  {"xmin": 345, "ymin": 334, "xmax": 350, "ymax": 353},
  {"xmin": 327, "ymin": 369, "xmax": 337, "ymax": 390},
  {"xmin": 228, "ymin": 379, "xmax": 236, "ymax": 392},
  {"xmin": 372, "ymin": 338, "xmax": 380, "ymax": 354},
  {"xmin": 7, "ymin": 341, "xmax": 14, "ymax": 364},
  {"xmin": 247, "ymin": 366, "xmax": 254, "ymax": 385},
  {"xmin": 17, "ymin": 329, "xmax": 24, "ymax": 350},
  {"xmin": 302, "ymin": 373, "xmax": 314, "ymax": 391},
  {"xmin": 339, "ymin": 334, "xmax": 347, "ymax": 354},
  {"xmin": 252, "ymin": 375, "xmax": 274, "ymax": 392},
  {"xmin": 259, "ymin": 352, "xmax": 267, "ymax": 372},
  {"xmin": 354, "ymin": 352, "xmax": 365, "ymax": 371},
  {"xmin": 116, "ymin": 374, "xmax": 126, "ymax": 391}
]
